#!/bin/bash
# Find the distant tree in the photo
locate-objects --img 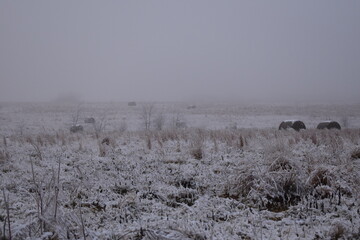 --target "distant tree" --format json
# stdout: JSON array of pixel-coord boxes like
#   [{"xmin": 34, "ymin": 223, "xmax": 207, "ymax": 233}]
[
  {"xmin": 154, "ymin": 112, "xmax": 166, "ymax": 131},
  {"xmin": 71, "ymin": 104, "xmax": 82, "ymax": 125},
  {"xmin": 141, "ymin": 104, "xmax": 154, "ymax": 130}
]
